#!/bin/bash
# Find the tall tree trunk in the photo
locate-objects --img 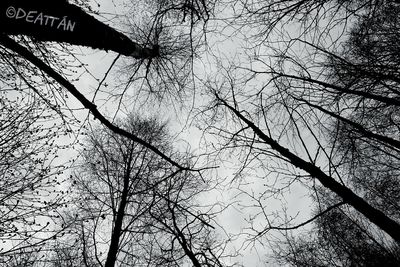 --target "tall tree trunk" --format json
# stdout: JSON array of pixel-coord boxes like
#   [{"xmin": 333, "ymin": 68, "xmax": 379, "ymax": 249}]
[
  {"xmin": 217, "ymin": 94, "xmax": 400, "ymax": 243},
  {"xmin": 104, "ymin": 152, "xmax": 133, "ymax": 267}
]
